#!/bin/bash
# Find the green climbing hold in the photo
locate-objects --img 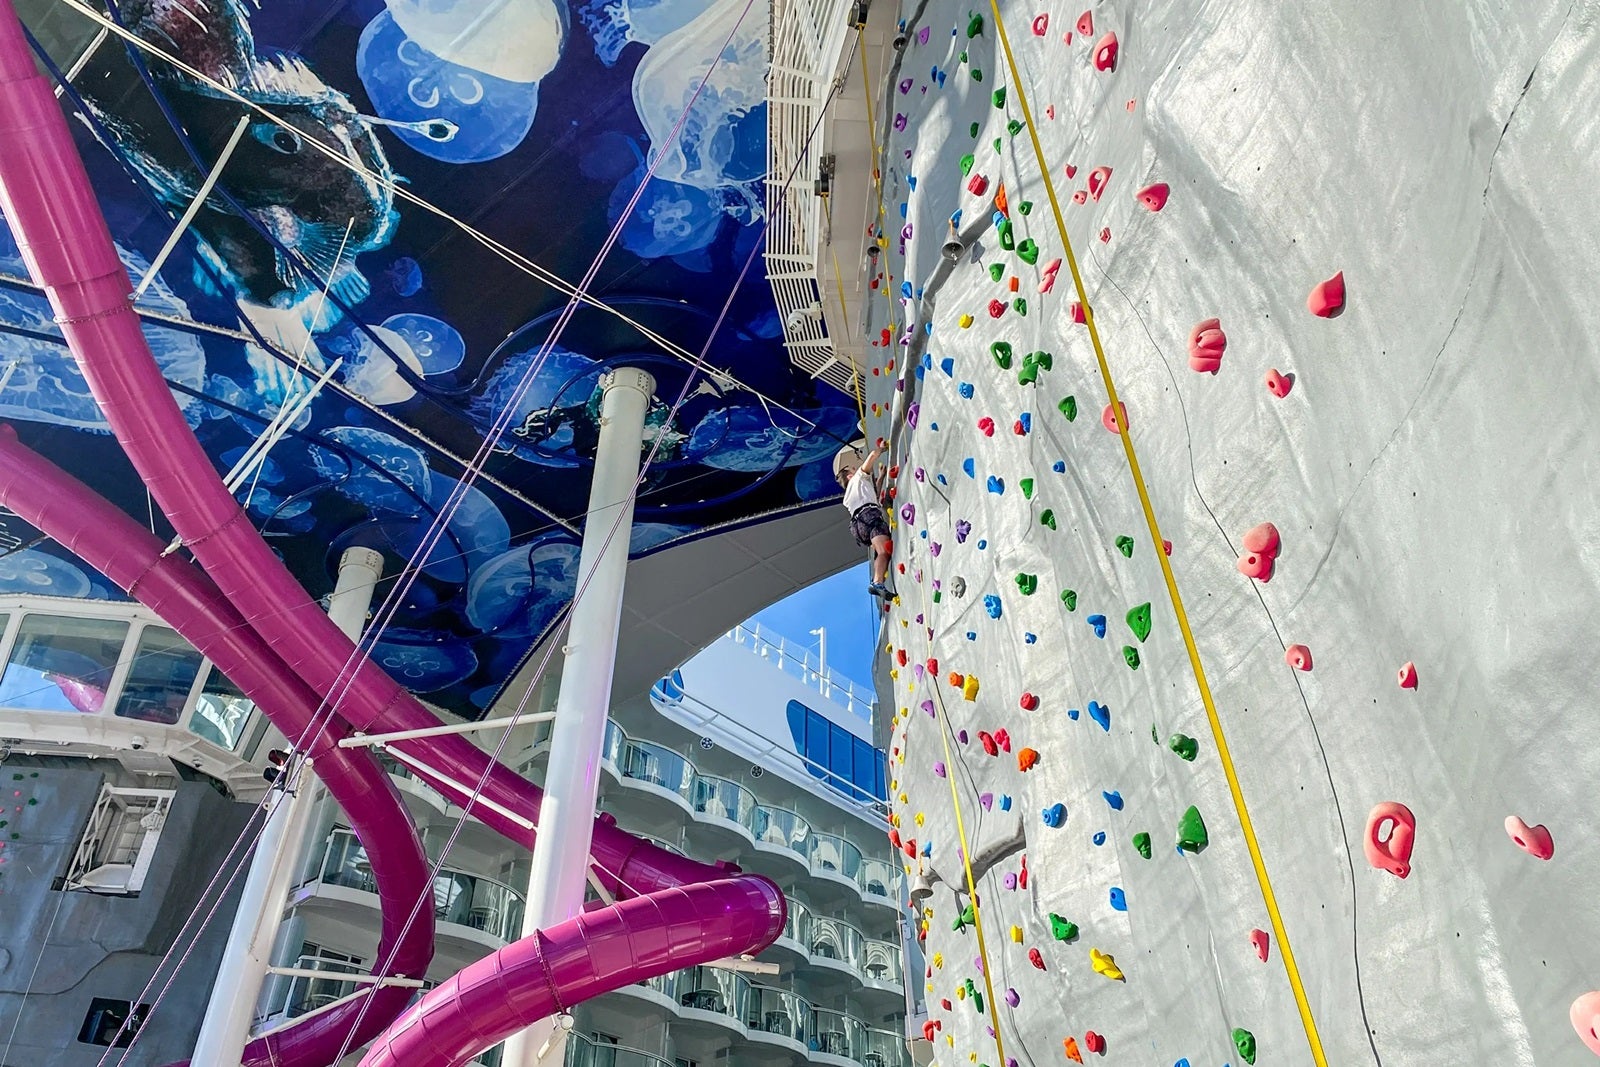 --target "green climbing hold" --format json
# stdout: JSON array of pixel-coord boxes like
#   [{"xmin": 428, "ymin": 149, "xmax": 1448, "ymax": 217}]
[
  {"xmin": 1232, "ymin": 1027, "xmax": 1257, "ymax": 1065},
  {"xmin": 972, "ymin": 68, "xmax": 983, "ymax": 82},
  {"xmin": 972, "ymin": 991, "xmax": 984, "ymax": 1014},
  {"xmin": 932, "ymin": 591, "xmax": 942, "ymax": 603},
  {"xmin": 1016, "ymin": 238, "xmax": 1039, "ymax": 264},
  {"xmin": 1122, "ymin": 645, "xmax": 1141, "ymax": 669},
  {"xmin": 1007, "ymin": 119, "xmax": 1025, "ymax": 136},
  {"xmin": 1040, "ymin": 509, "xmax": 1057, "ymax": 530},
  {"xmin": 1058, "ymin": 395, "xmax": 1078, "ymax": 420},
  {"xmin": 1016, "ymin": 573, "xmax": 1038, "ymax": 595},
  {"xmin": 1012, "ymin": 297, "xmax": 1027, "ymax": 315},
  {"xmin": 1177, "ymin": 805, "xmax": 1209, "ymax": 854},
  {"xmin": 1126, "ymin": 602, "xmax": 1152, "ymax": 642},
  {"xmin": 1133, "ymin": 832, "xmax": 1152, "ymax": 859},
  {"xmin": 988, "ymin": 262, "xmax": 1004, "ymax": 281},
  {"xmin": 1061, "ymin": 589, "xmax": 1077, "ymax": 610},
  {"xmin": 1049, "ymin": 913, "xmax": 1079, "ymax": 941},
  {"xmin": 958, "ymin": 49, "xmax": 969, "ymax": 64},
  {"xmin": 1020, "ymin": 477, "xmax": 1034, "ymax": 499},
  {"xmin": 1027, "ymin": 350, "xmax": 1053, "ymax": 370},
  {"xmin": 969, "ymin": 121, "xmax": 980, "ymax": 138},
  {"xmin": 1017, "ymin": 362, "xmax": 1040, "ymax": 386},
  {"xmin": 997, "ymin": 219, "xmax": 1014, "ymax": 250},
  {"xmin": 1018, "ymin": 200, "xmax": 1034, "ymax": 215},
  {"xmin": 1168, "ymin": 733, "xmax": 1199, "ymax": 761},
  {"xmin": 966, "ymin": 13, "xmax": 983, "ymax": 36},
  {"xmin": 1115, "ymin": 535, "xmax": 1135, "ymax": 557},
  {"xmin": 25, "ymin": 797, "xmax": 35, "ymax": 806},
  {"xmin": 990, "ymin": 341, "xmax": 1013, "ymax": 369},
  {"xmin": 960, "ymin": 153, "xmax": 975, "ymax": 176},
  {"xmin": 992, "ymin": 87, "xmax": 1007, "ymax": 109}
]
